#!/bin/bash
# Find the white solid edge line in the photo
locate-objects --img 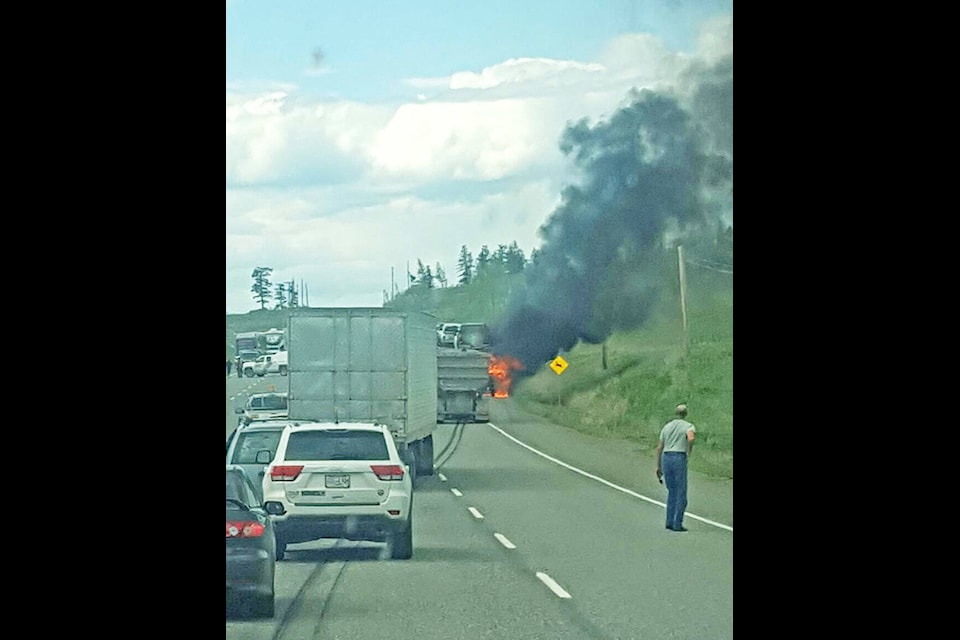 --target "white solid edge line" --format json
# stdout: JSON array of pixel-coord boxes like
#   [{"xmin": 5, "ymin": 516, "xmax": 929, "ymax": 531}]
[
  {"xmin": 494, "ymin": 533, "xmax": 516, "ymax": 549},
  {"xmin": 438, "ymin": 473, "xmax": 447, "ymax": 482},
  {"xmin": 450, "ymin": 488, "xmax": 463, "ymax": 497},
  {"xmin": 468, "ymin": 506, "xmax": 484, "ymax": 519},
  {"xmin": 487, "ymin": 422, "xmax": 732, "ymax": 533},
  {"xmin": 536, "ymin": 572, "xmax": 572, "ymax": 599}
]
